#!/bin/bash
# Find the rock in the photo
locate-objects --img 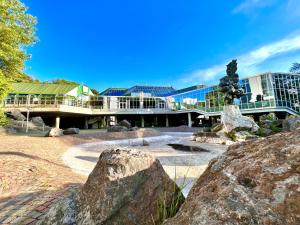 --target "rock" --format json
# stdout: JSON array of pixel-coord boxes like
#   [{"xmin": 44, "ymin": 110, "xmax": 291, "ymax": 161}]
[
  {"xmin": 164, "ymin": 131, "xmax": 300, "ymax": 225},
  {"xmin": 129, "ymin": 126, "xmax": 139, "ymax": 131},
  {"xmin": 211, "ymin": 123, "xmax": 223, "ymax": 132},
  {"xmin": 221, "ymin": 105, "xmax": 259, "ymax": 132},
  {"xmin": 107, "ymin": 125, "xmax": 129, "ymax": 132},
  {"xmin": 256, "ymin": 128, "xmax": 273, "ymax": 137},
  {"xmin": 142, "ymin": 139, "xmax": 150, "ymax": 146},
  {"xmin": 117, "ymin": 119, "xmax": 132, "ymax": 129},
  {"xmin": 283, "ymin": 117, "xmax": 300, "ymax": 131},
  {"xmin": 47, "ymin": 128, "xmax": 63, "ymax": 137},
  {"xmin": 63, "ymin": 128, "xmax": 80, "ymax": 135},
  {"xmin": 38, "ymin": 149, "xmax": 184, "ymax": 225},
  {"xmin": 235, "ymin": 130, "xmax": 258, "ymax": 141},
  {"xmin": 9, "ymin": 109, "xmax": 26, "ymax": 121},
  {"xmin": 31, "ymin": 116, "xmax": 45, "ymax": 126}
]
